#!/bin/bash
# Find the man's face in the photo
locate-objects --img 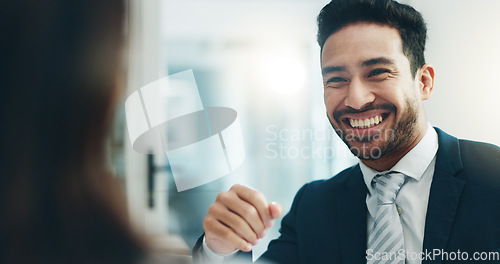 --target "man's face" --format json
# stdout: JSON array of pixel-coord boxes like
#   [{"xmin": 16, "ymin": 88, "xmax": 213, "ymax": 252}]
[{"xmin": 322, "ymin": 23, "xmax": 423, "ymax": 160}]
